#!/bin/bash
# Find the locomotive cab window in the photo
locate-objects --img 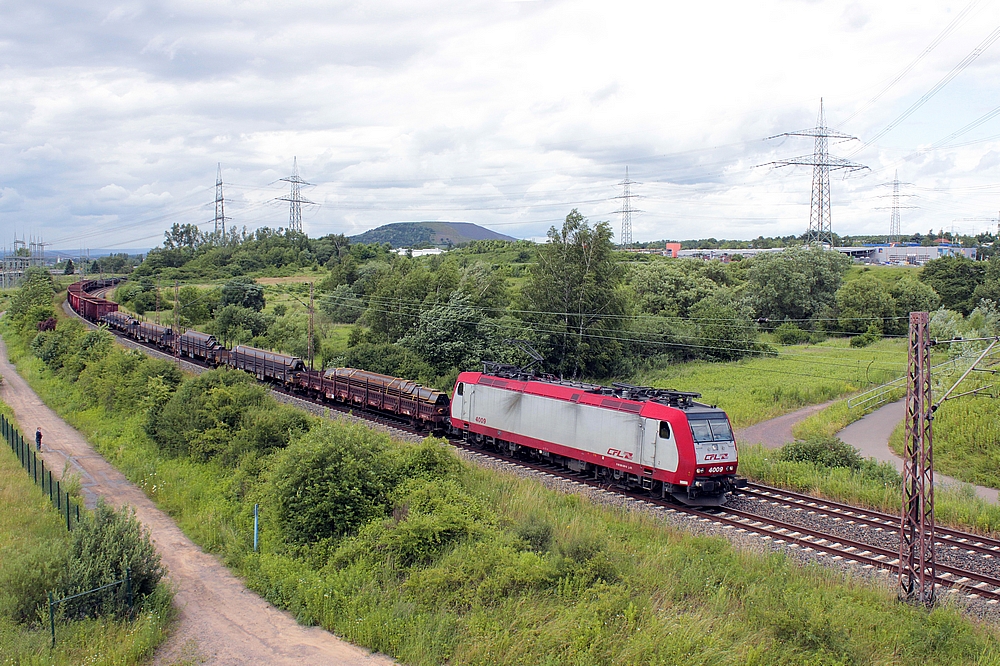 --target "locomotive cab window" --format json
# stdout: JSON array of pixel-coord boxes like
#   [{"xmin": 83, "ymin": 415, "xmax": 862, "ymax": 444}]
[
  {"xmin": 658, "ymin": 421, "xmax": 671, "ymax": 439},
  {"xmin": 457, "ymin": 382, "xmax": 464, "ymax": 396},
  {"xmin": 689, "ymin": 418, "xmax": 733, "ymax": 444},
  {"xmin": 689, "ymin": 420, "xmax": 713, "ymax": 444}
]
